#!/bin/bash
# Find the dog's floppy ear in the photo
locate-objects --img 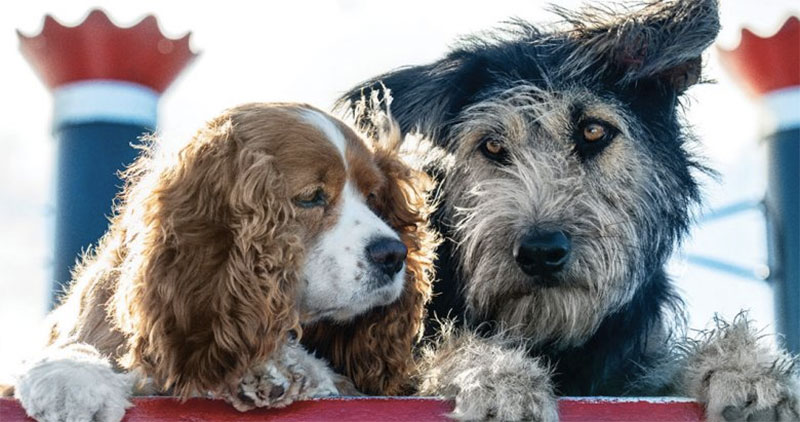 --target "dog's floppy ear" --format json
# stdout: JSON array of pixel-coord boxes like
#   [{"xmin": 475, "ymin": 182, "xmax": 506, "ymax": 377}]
[
  {"xmin": 338, "ymin": 54, "xmax": 488, "ymax": 146},
  {"xmin": 555, "ymin": 0, "xmax": 720, "ymax": 93},
  {"xmin": 114, "ymin": 112, "xmax": 302, "ymax": 397},
  {"xmin": 302, "ymin": 118, "xmax": 437, "ymax": 395}
]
